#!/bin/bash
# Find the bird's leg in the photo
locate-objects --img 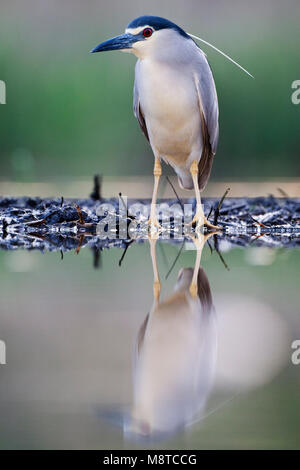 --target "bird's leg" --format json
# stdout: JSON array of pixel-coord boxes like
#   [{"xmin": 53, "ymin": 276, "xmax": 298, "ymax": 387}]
[
  {"xmin": 147, "ymin": 158, "xmax": 162, "ymax": 231},
  {"xmin": 189, "ymin": 160, "xmax": 221, "ymax": 230},
  {"xmin": 148, "ymin": 233, "xmax": 161, "ymax": 305},
  {"xmin": 188, "ymin": 231, "xmax": 216, "ymax": 298}
]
